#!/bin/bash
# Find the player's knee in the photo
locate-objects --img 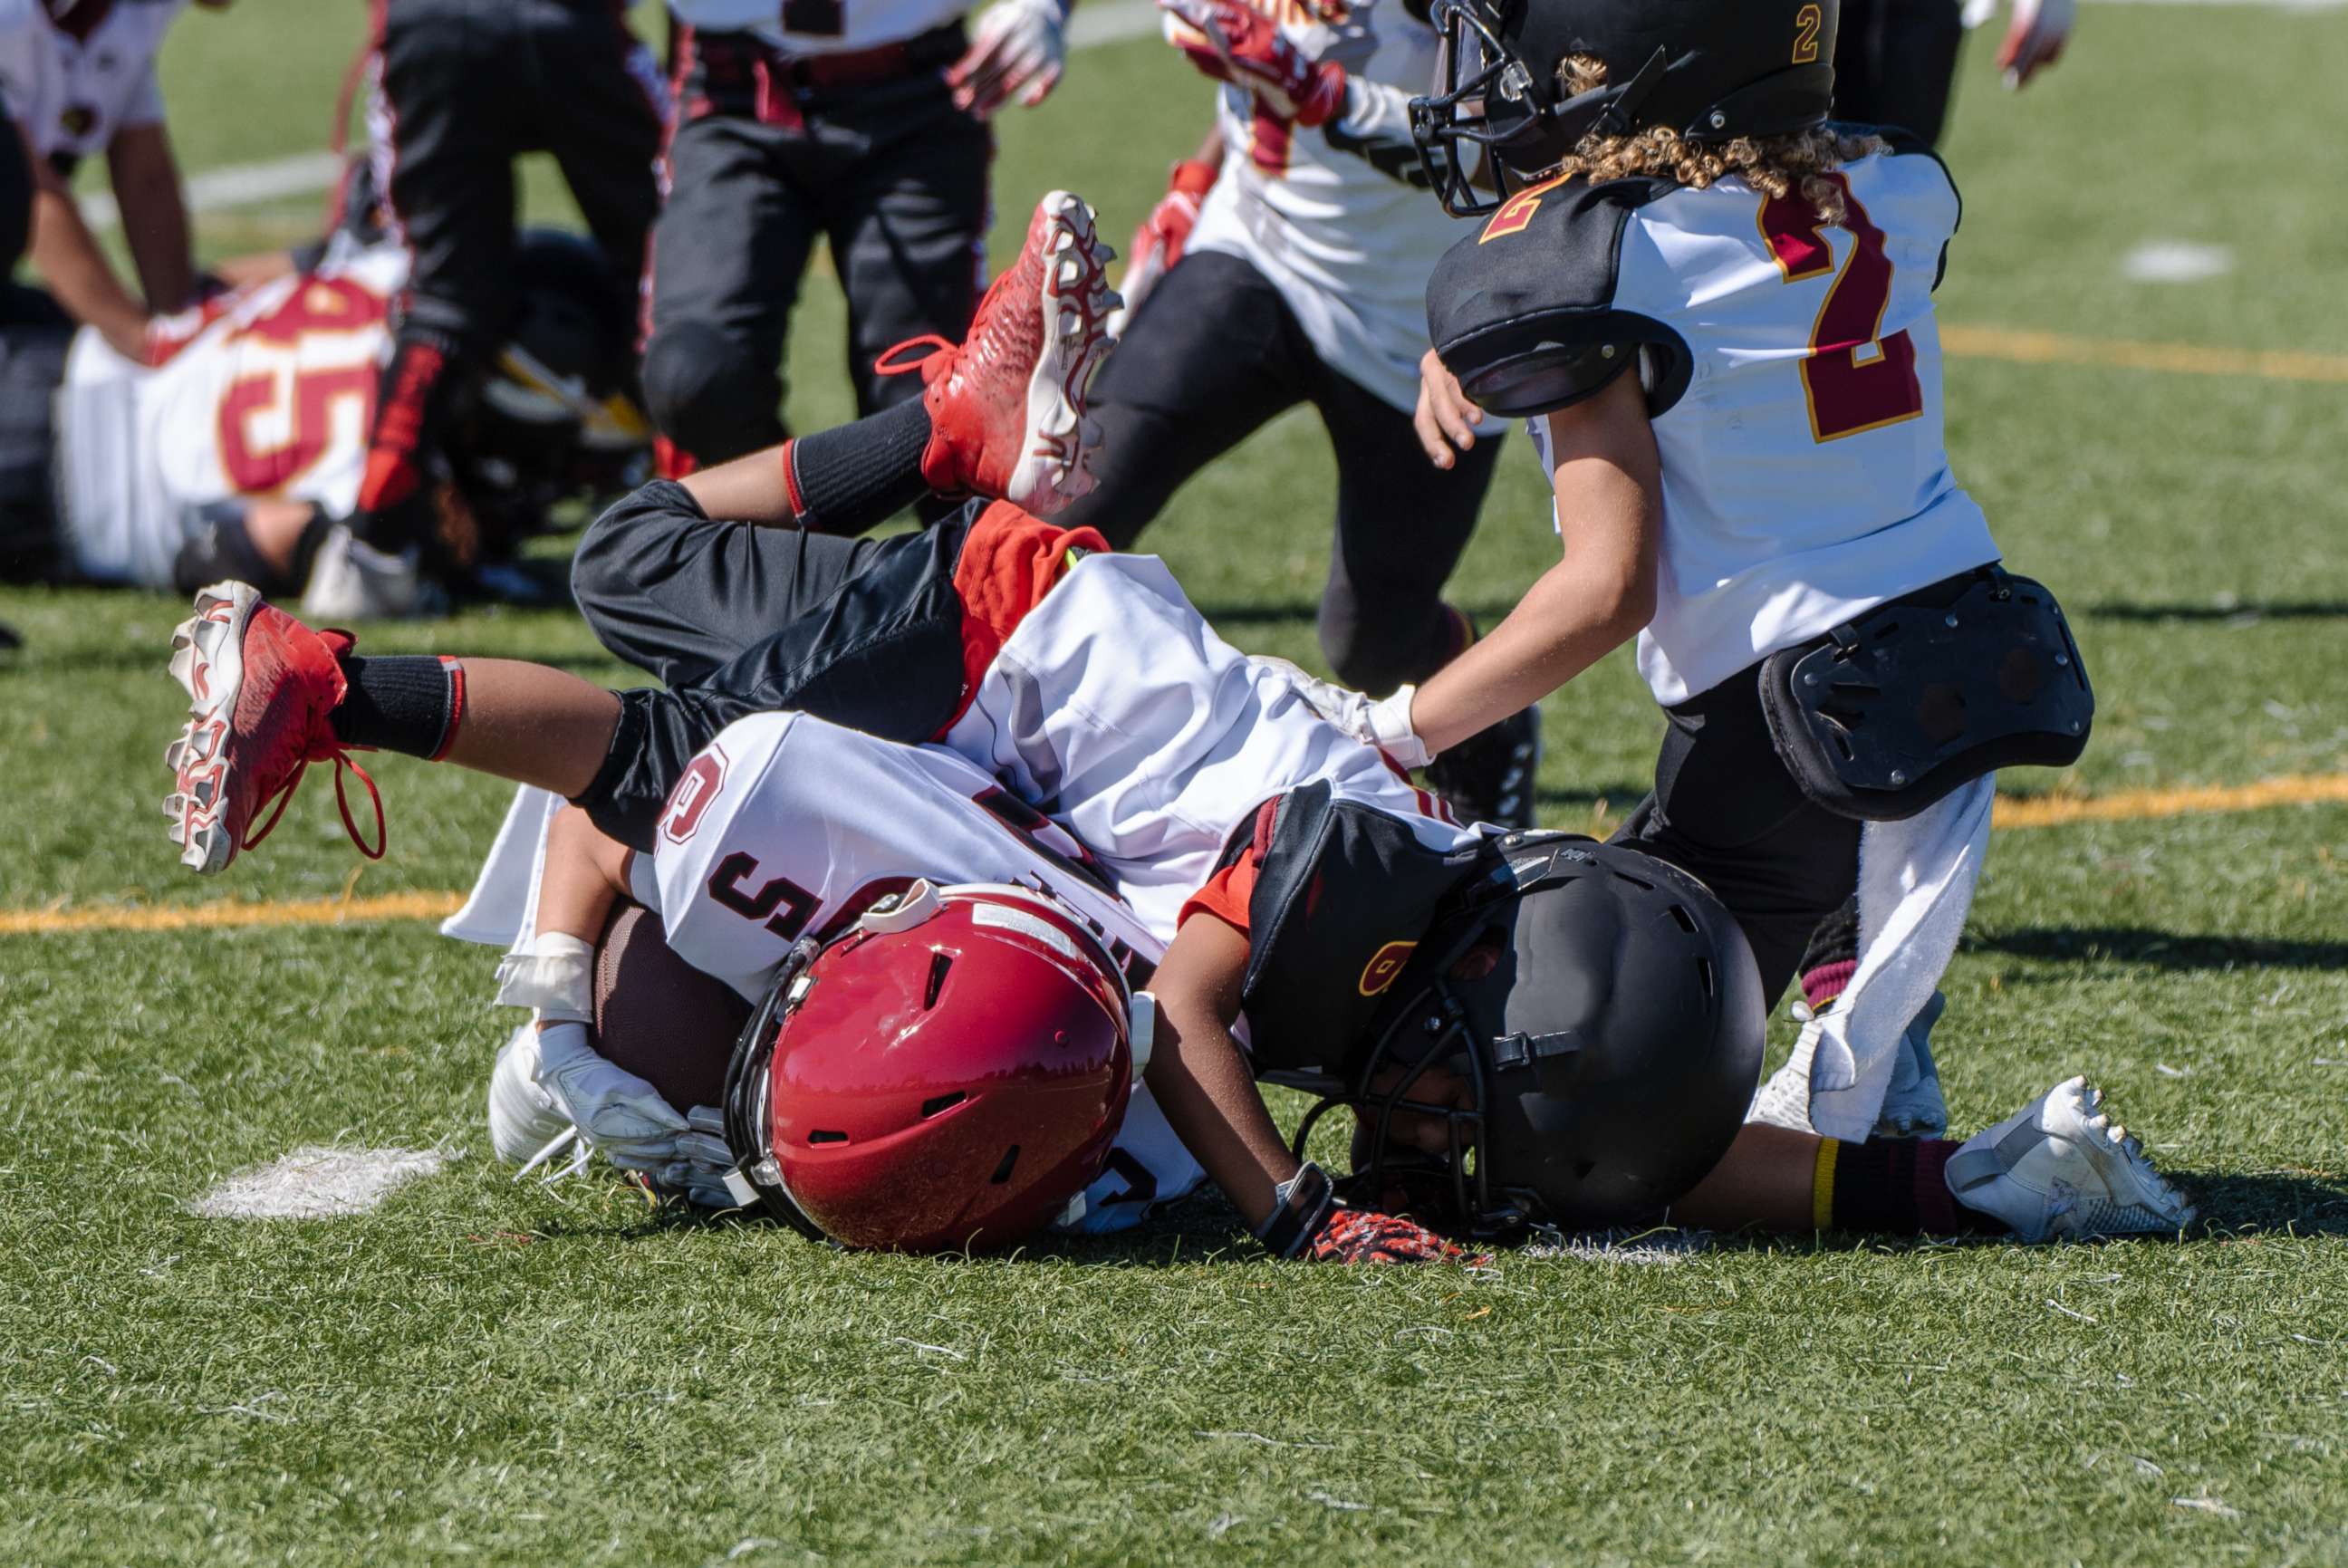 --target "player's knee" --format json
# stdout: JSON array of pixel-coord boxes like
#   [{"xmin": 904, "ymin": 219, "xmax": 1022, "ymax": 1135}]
[
  {"xmin": 1319, "ymin": 608, "xmax": 1421, "ymax": 698},
  {"xmin": 641, "ymin": 321, "xmax": 781, "ymax": 464}
]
